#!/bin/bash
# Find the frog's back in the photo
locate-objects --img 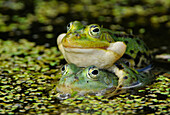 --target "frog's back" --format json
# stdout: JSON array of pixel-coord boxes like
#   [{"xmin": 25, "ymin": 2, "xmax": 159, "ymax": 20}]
[{"xmin": 102, "ymin": 28, "xmax": 152, "ymax": 69}]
